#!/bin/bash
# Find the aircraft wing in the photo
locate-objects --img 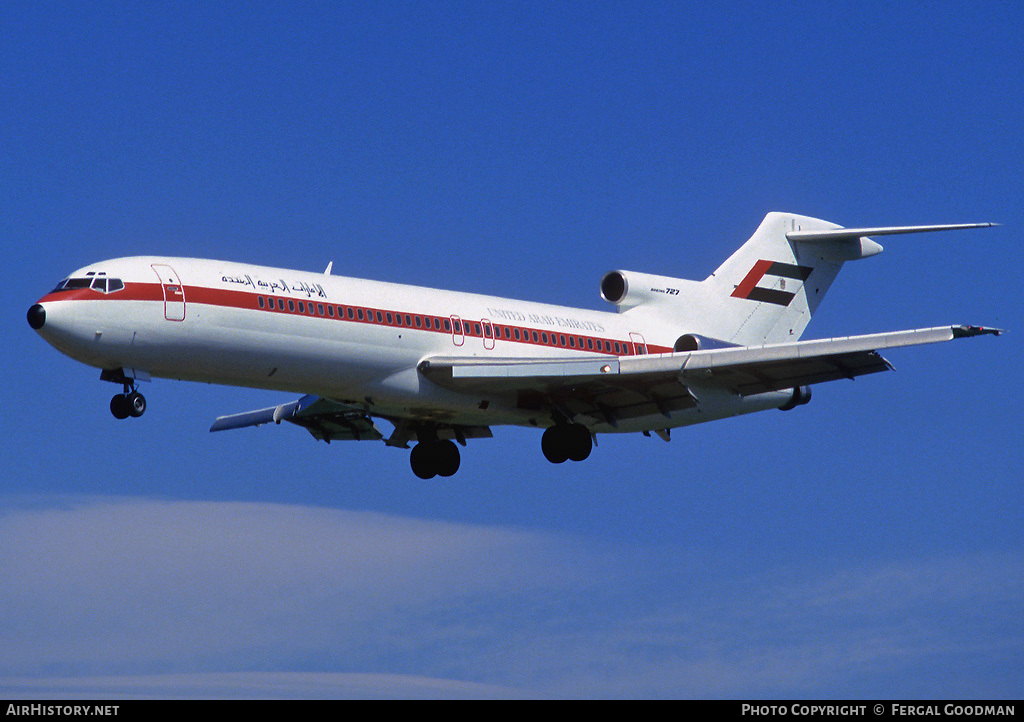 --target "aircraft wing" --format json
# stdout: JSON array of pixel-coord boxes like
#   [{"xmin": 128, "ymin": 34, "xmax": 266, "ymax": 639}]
[
  {"xmin": 210, "ymin": 393, "xmax": 493, "ymax": 446},
  {"xmin": 419, "ymin": 325, "xmax": 1001, "ymax": 425},
  {"xmin": 210, "ymin": 394, "xmax": 386, "ymax": 442}
]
